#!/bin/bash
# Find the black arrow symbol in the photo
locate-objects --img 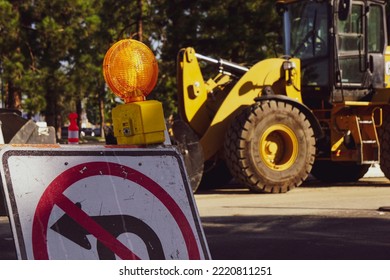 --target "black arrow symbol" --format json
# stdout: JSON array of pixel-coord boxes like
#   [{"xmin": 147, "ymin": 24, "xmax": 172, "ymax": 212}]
[{"xmin": 50, "ymin": 202, "xmax": 165, "ymax": 260}]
